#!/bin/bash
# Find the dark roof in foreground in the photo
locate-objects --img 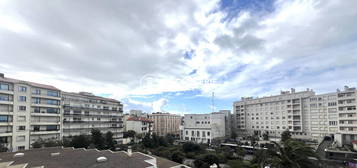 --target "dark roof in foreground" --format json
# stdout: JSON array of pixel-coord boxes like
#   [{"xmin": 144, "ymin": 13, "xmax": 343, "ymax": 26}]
[{"xmin": 0, "ymin": 147, "xmax": 190, "ymax": 168}]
